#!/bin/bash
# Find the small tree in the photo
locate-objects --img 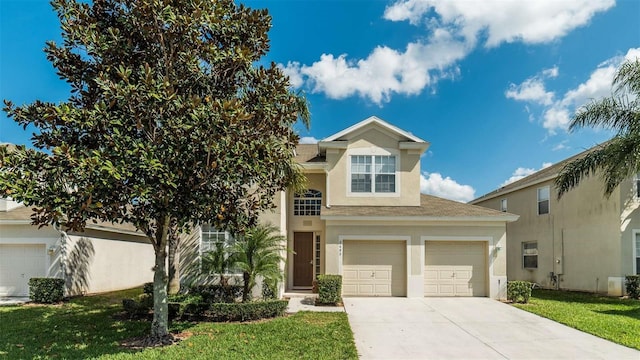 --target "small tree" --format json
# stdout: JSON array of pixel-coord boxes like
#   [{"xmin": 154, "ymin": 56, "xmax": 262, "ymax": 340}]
[
  {"xmin": 201, "ymin": 240, "xmax": 236, "ymax": 288},
  {"xmin": 232, "ymin": 224, "xmax": 286, "ymax": 302},
  {"xmin": 0, "ymin": 0, "xmax": 308, "ymax": 340}
]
